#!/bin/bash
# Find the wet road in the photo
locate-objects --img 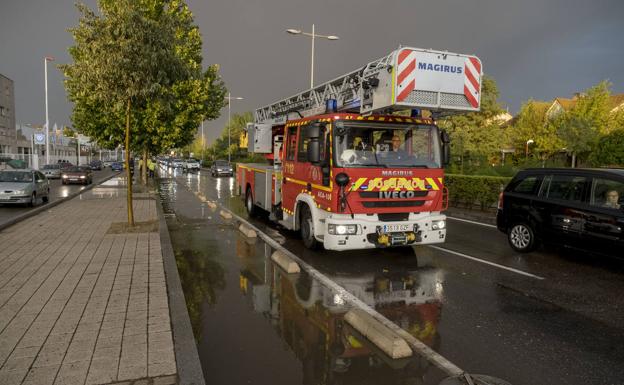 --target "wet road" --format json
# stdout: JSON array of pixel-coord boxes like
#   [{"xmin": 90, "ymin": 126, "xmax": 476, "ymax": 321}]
[
  {"xmin": 0, "ymin": 168, "xmax": 118, "ymax": 224},
  {"xmin": 161, "ymin": 167, "xmax": 624, "ymax": 385}
]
